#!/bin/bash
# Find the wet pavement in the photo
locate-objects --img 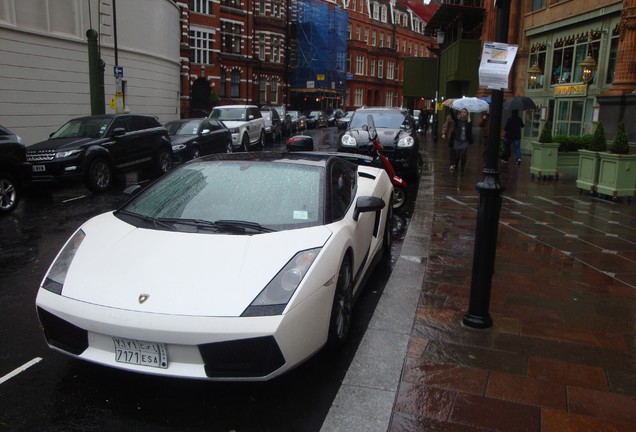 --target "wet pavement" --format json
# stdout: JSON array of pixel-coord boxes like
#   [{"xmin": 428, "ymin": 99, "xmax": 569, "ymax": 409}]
[{"xmin": 322, "ymin": 134, "xmax": 636, "ymax": 431}]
